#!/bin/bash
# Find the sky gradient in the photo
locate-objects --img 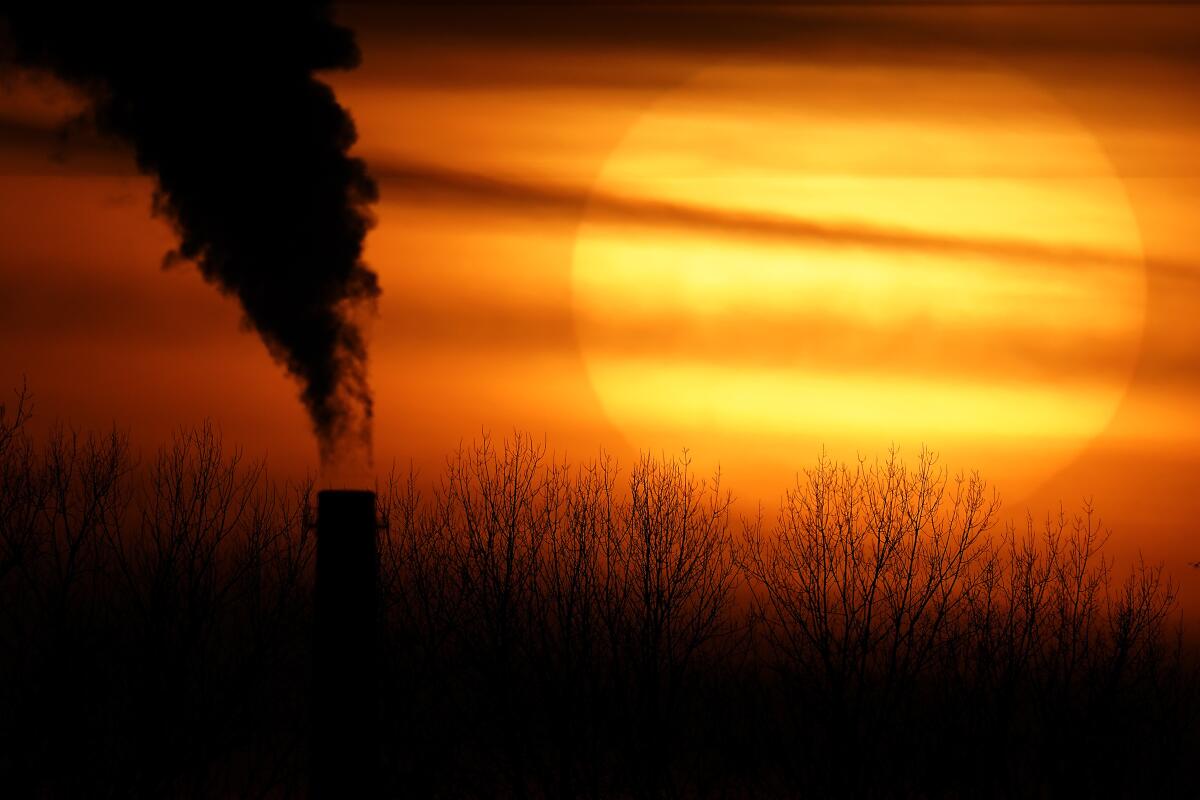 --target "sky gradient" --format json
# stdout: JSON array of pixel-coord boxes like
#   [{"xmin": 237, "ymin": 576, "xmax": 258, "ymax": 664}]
[{"xmin": 2, "ymin": 4, "xmax": 1199, "ymax": 603}]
